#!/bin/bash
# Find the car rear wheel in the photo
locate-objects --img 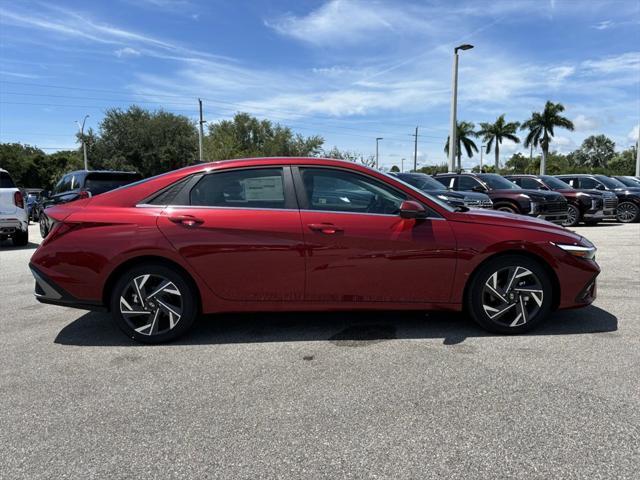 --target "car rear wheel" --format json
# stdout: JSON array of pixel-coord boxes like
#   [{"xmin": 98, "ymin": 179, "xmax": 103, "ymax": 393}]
[
  {"xmin": 110, "ymin": 264, "xmax": 198, "ymax": 343},
  {"xmin": 562, "ymin": 204, "xmax": 580, "ymax": 227},
  {"xmin": 466, "ymin": 255, "xmax": 553, "ymax": 334},
  {"xmin": 616, "ymin": 201, "xmax": 640, "ymax": 223},
  {"xmin": 12, "ymin": 229, "xmax": 28, "ymax": 247}
]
